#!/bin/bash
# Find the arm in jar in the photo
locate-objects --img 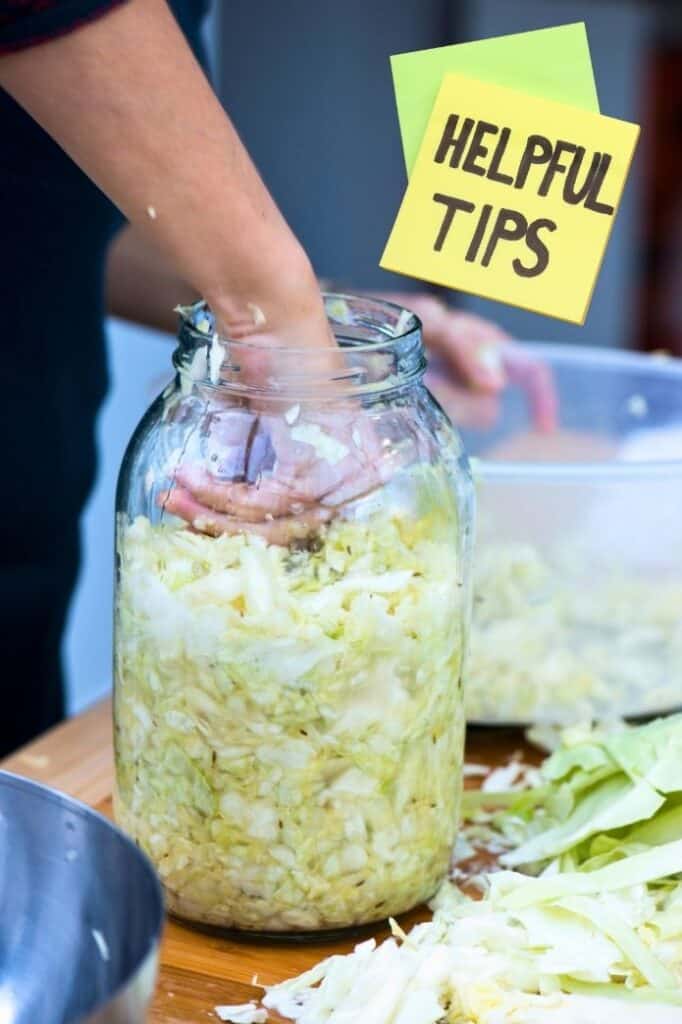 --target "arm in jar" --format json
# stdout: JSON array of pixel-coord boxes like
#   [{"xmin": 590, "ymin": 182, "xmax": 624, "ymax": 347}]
[{"xmin": 0, "ymin": 0, "xmax": 329, "ymax": 348}]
